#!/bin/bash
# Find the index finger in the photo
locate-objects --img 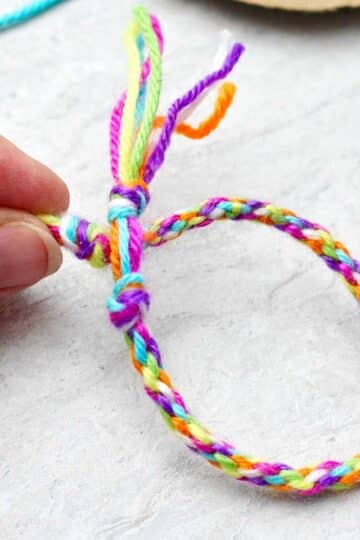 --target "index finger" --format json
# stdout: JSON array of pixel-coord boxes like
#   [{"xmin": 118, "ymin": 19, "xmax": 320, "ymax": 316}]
[{"xmin": 0, "ymin": 136, "xmax": 70, "ymax": 214}]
